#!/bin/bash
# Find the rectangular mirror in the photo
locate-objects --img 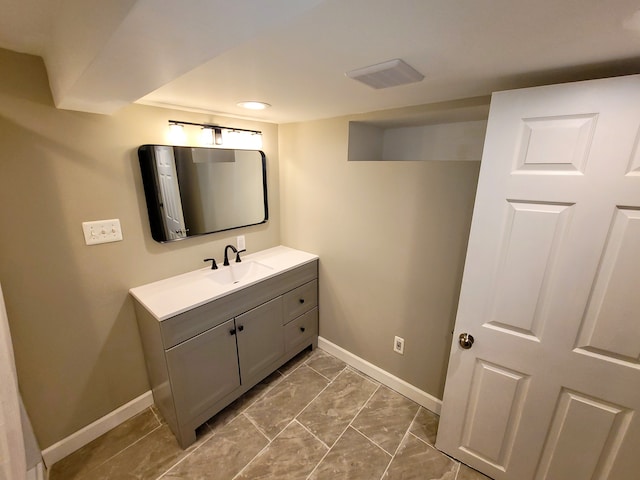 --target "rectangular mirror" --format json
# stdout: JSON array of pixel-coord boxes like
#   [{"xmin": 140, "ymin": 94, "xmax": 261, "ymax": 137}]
[{"xmin": 138, "ymin": 145, "xmax": 268, "ymax": 242}]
